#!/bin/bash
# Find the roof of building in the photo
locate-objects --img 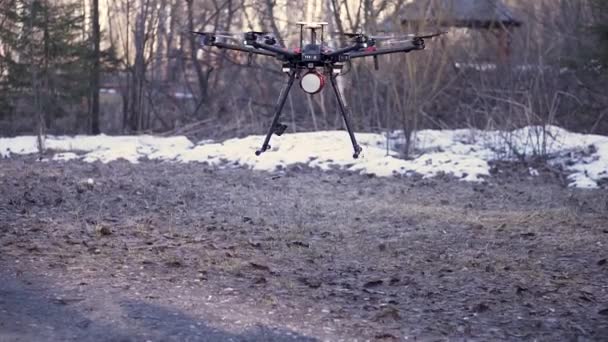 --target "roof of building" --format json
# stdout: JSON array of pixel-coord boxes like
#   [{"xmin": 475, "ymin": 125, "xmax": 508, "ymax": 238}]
[{"xmin": 398, "ymin": 0, "xmax": 522, "ymax": 29}]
